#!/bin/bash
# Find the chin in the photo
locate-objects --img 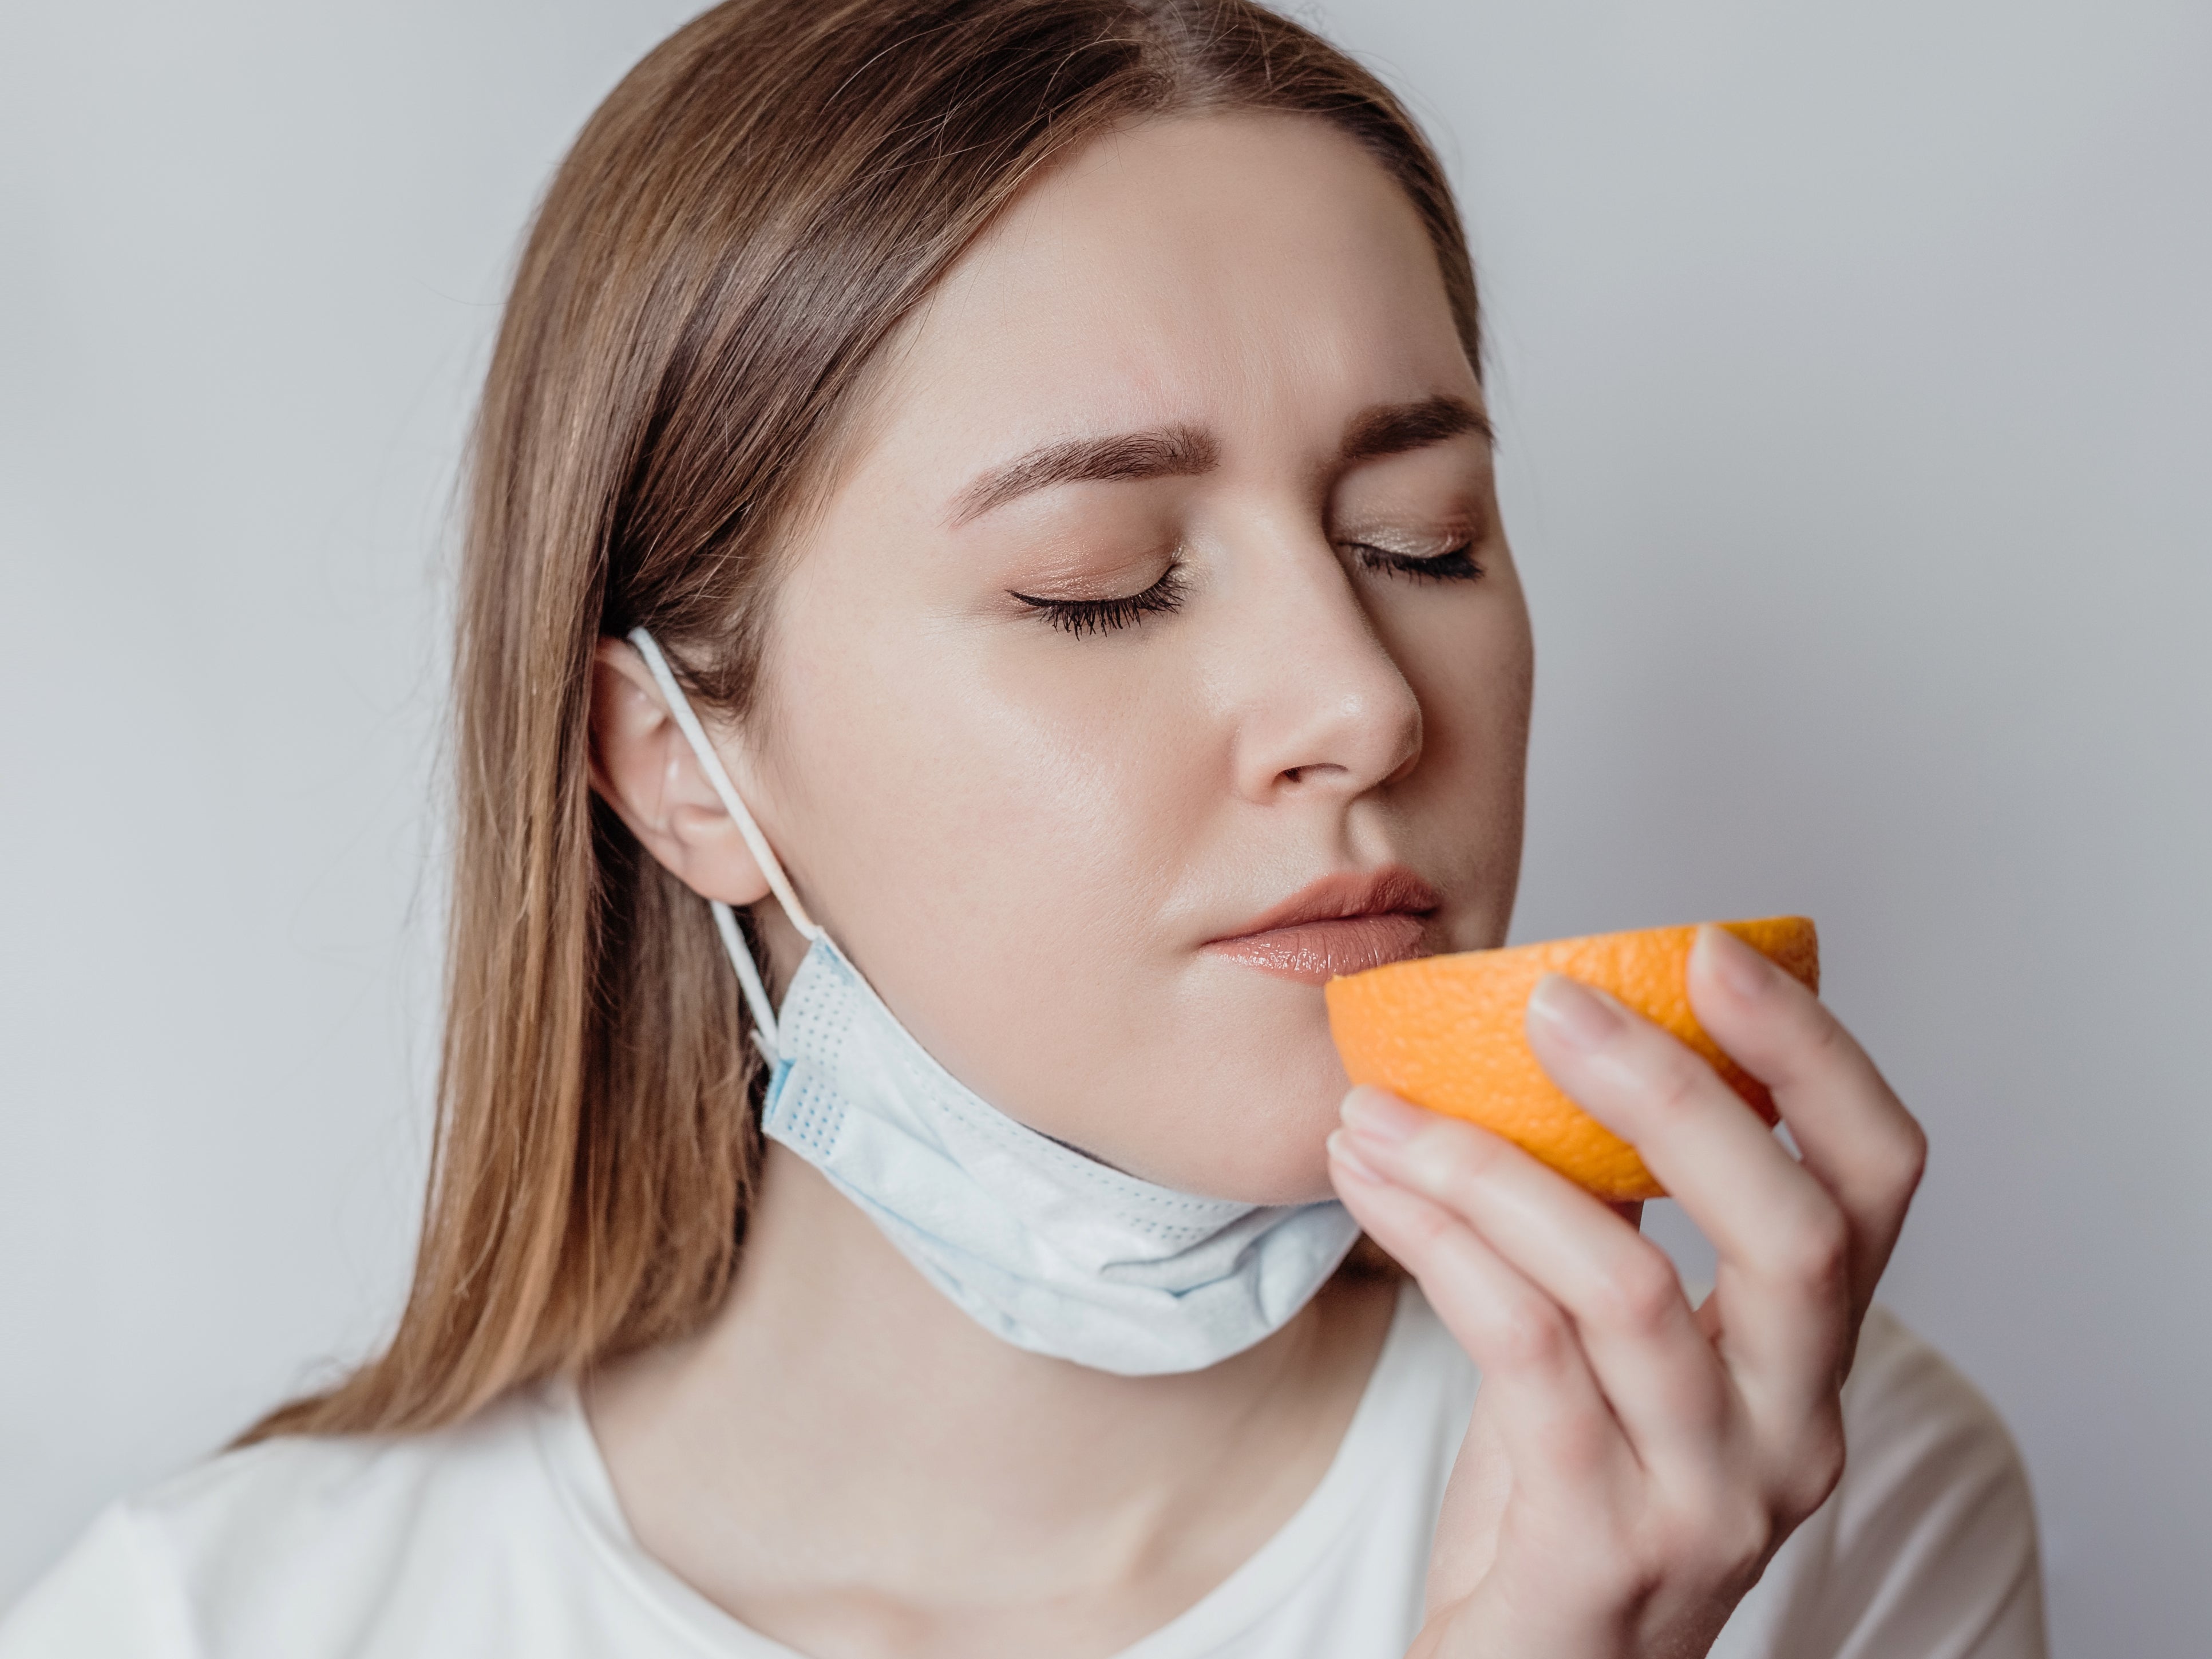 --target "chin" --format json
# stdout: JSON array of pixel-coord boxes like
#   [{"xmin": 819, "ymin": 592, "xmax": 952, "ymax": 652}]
[
  {"xmin": 1027, "ymin": 961, "xmax": 1355, "ymax": 1204},
  {"xmin": 1223, "ymin": 1135, "xmax": 1340, "ymax": 1208},
  {"xmin": 1139, "ymin": 1012, "xmax": 1350, "ymax": 1206}
]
